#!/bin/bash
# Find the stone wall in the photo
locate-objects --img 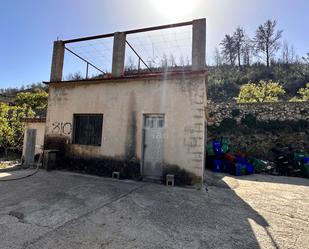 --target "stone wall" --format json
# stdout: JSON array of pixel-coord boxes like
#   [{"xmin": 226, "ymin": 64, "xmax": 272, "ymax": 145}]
[
  {"xmin": 207, "ymin": 101, "xmax": 309, "ymax": 160},
  {"xmin": 208, "ymin": 101, "xmax": 309, "ymax": 127}
]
